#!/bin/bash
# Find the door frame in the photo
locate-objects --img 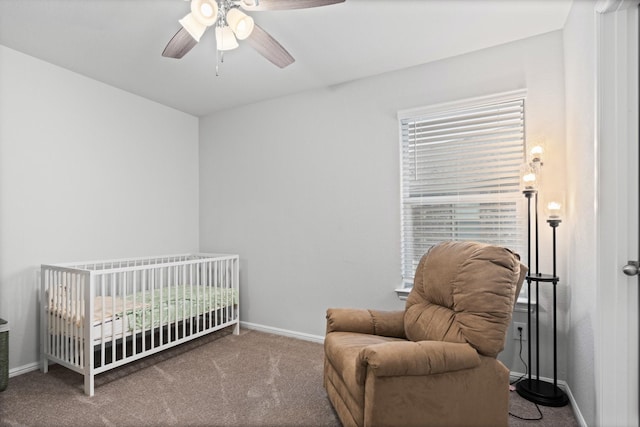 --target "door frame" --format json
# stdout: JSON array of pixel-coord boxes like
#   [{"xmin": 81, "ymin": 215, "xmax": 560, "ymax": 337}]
[{"xmin": 595, "ymin": 0, "xmax": 639, "ymax": 426}]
